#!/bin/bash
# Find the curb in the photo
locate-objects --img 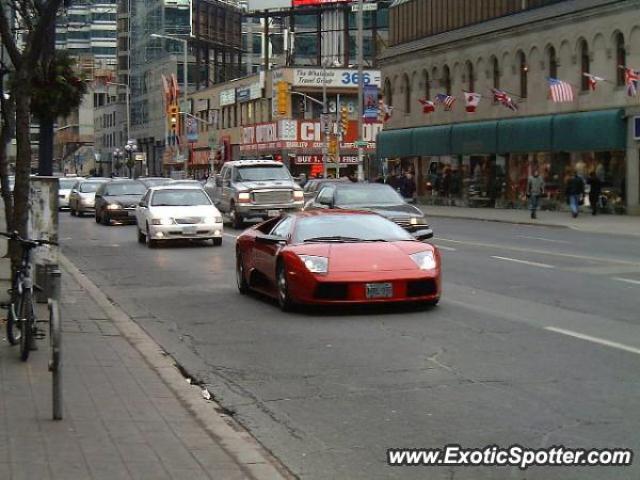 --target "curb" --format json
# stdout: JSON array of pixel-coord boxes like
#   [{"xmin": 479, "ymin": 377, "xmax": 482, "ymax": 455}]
[
  {"xmin": 59, "ymin": 253, "xmax": 294, "ymax": 480},
  {"xmin": 423, "ymin": 211, "xmax": 570, "ymax": 230}
]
